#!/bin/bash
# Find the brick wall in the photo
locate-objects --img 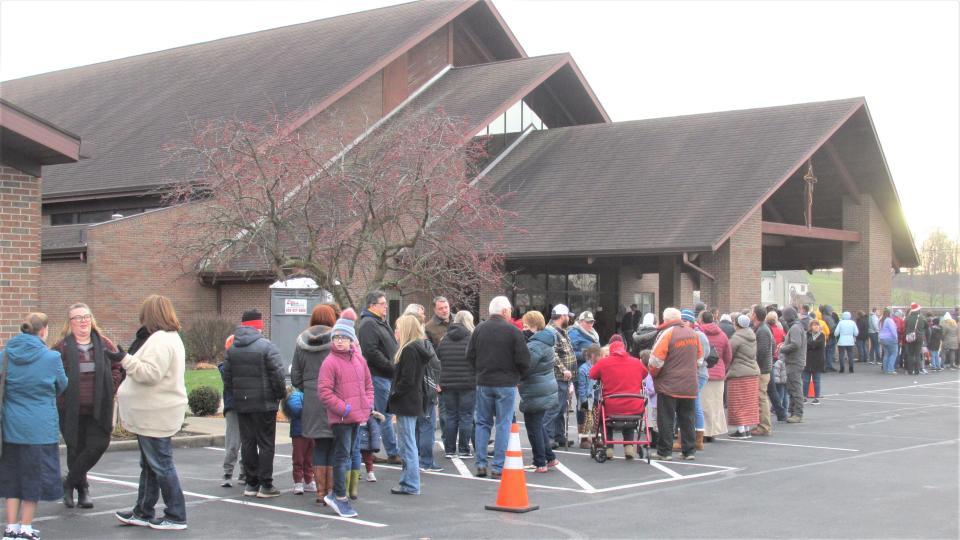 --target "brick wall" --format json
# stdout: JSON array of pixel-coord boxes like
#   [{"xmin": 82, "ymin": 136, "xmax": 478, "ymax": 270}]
[
  {"xmin": 220, "ymin": 282, "xmax": 273, "ymax": 338},
  {"xmin": 83, "ymin": 204, "xmax": 218, "ymax": 345},
  {"xmin": 39, "ymin": 259, "xmax": 89, "ymax": 341},
  {"xmin": 700, "ymin": 208, "xmax": 763, "ymax": 312},
  {"xmin": 0, "ymin": 166, "xmax": 41, "ymax": 343},
  {"xmin": 842, "ymin": 194, "xmax": 892, "ymax": 313}
]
